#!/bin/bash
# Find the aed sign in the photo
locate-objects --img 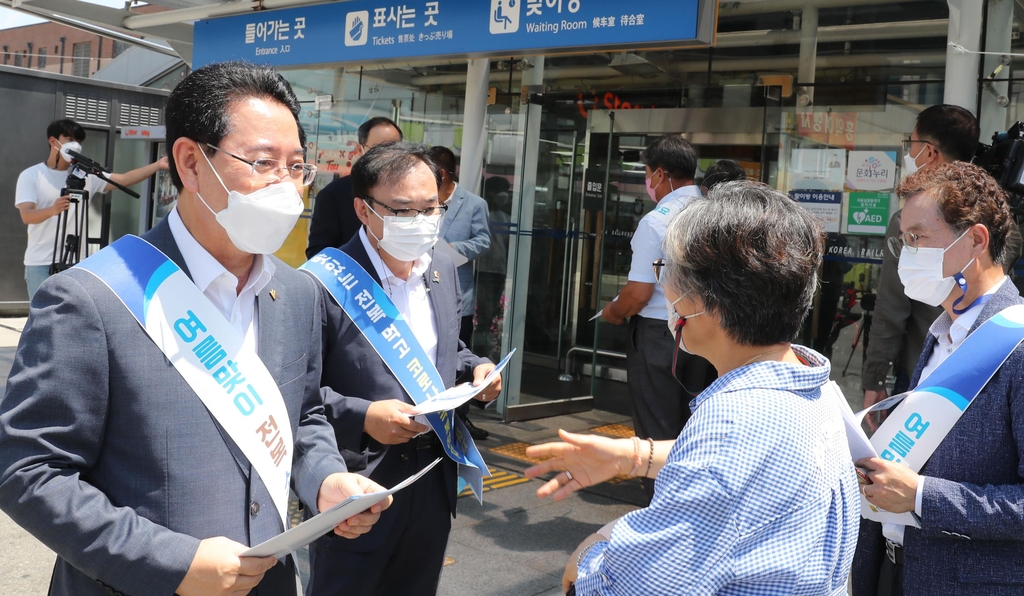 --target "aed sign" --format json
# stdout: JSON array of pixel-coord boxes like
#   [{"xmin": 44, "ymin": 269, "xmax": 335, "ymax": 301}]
[
  {"xmin": 846, "ymin": 191, "xmax": 891, "ymax": 235},
  {"xmin": 193, "ymin": 0, "xmax": 715, "ymax": 68}
]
